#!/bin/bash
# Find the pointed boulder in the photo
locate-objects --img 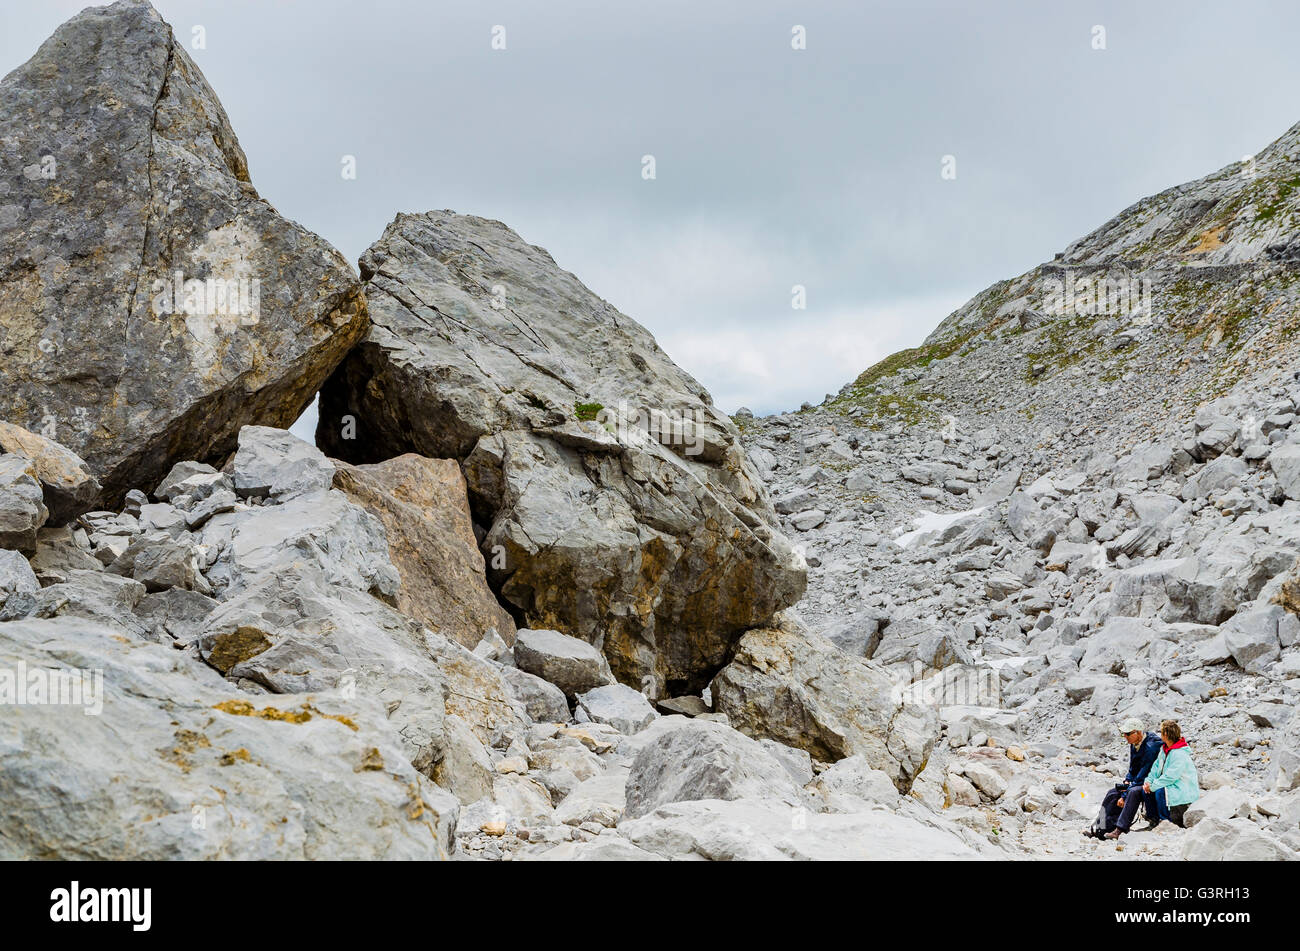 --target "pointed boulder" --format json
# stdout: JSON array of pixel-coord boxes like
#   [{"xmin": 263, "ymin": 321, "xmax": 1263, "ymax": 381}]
[{"xmin": 0, "ymin": 1, "xmax": 367, "ymax": 506}]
